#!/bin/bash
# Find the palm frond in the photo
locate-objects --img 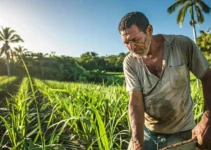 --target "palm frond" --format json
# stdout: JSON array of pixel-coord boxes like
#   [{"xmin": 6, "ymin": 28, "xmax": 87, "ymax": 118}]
[
  {"xmin": 167, "ymin": 0, "xmax": 189, "ymax": 14},
  {"xmin": 0, "ymin": 29, "xmax": 5, "ymax": 40},
  {"xmin": 9, "ymin": 34, "xmax": 24, "ymax": 43},
  {"xmin": 2, "ymin": 27, "xmax": 17, "ymax": 40},
  {"xmin": 9, "ymin": 34, "xmax": 17, "ymax": 41},
  {"xmin": 200, "ymin": 30, "xmax": 206, "ymax": 34},
  {"xmin": 10, "ymin": 39, "xmax": 21, "ymax": 43},
  {"xmin": 0, "ymin": 47, "xmax": 5, "ymax": 56},
  {"xmin": 189, "ymin": 4, "xmax": 193, "ymax": 16},
  {"xmin": 0, "ymin": 44, "xmax": 10, "ymax": 56},
  {"xmin": 8, "ymin": 30, "xmax": 16, "ymax": 40},
  {"xmin": 0, "ymin": 31, "xmax": 4, "ymax": 41},
  {"xmin": 0, "ymin": 36, "xmax": 3, "ymax": 41},
  {"xmin": 197, "ymin": 1, "xmax": 211, "ymax": 13},
  {"xmin": 3, "ymin": 27, "xmax": 10, "ymax": 39},
  {"xmin": 14, "ymin": 46, "xmax": 27, "ymax": 54},
  {"xmin": 15, "ymin": 35, "xmax": 24, "ymax": 42},
  {"xmin": 9, "ymin": 39, "xmax": 18, "ymax": 43},
  {"xmin": 195, "ymin": 5, "xmax": 205, "ymax": 24},
  {"xmin": 1, "ymin": 26, "xmax": 5, "ymax": 36},
  {"xmin": 10, "ymin": 35, "xmax": 24, "ymax": 43},
  {"xmin": 177, "ymin": 2, "xmax": 192, "ymax": 26},
  {"xmin": 14, "ymin": 47, "xmax": 18, "ymax": 52}
]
